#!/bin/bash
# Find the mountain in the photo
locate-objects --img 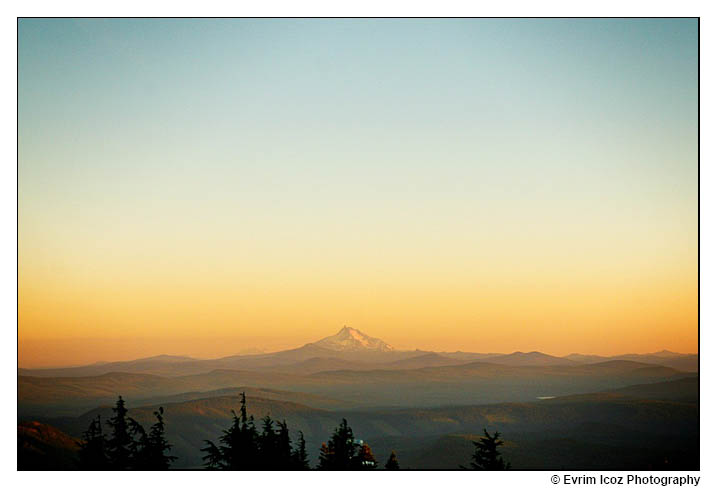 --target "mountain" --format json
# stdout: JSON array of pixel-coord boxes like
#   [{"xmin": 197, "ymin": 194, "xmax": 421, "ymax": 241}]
[
  {"xmin": 394, "ymin": 377, "xmax": 698, "ymax": 470},
  {"xmin": 45, "ymin": 394, "xmax": 341, "ymax": 469},
  {"xmin": 647, "ymin": 349, "xmax": 692, "ymax": 358},
  {"xmin": 565, "ymin": 352, "xmax": 698, "ymax": 372},
  {"xmin": 18, "ymin": 421, "xmax": 79, "ymax": 470},
  {"xmin": 16, "ymin": 331, "xmax": 418, "ymax": 378},
  {"xmin": 38, "ymin": 376, "xmax": 697, "ymax": 469},
  {"xmin": 18, "ymin": 369, "xmax": 312, "ymax": 416},
  {"xmin": 553, "ymin": 376, "xmax": 698, "ymax": 403},
  {"xmin": 19, "ymin": 326, "xmax": 696, "ymax": 379},
  {"xmin": 483, "ymin": 351, "xmax": 578, "ymax": 367},
  {"xmin": 609, "ymin": 376, "xmax": 698, "ymax": 401},
  {"xmin": 309, "ymin": 359, "xmax": 684, "ymax": 384},
  {"xmin": 260, "ymin": 357, "xmax": 374, "ymax": 375},
  {"xmin": 565, "ymin": 353, "xmax": 607, "ymax": 363},
  {"xmin": 309, "ymin": 326, "xmax": 394, "ymax": 352},
  {"xmin": 380, "ymin": 352, "xmax": 472, "ymax": 369},
  {"xmin": 18, "ymin": 354, "xmax": 199, "ymax": 378},
  {"xmin": 128, "ymin": 386, "xmax": 355, "ymax": 410},
  {"xmin": 614, "ymin": 353, "xmax": 698, "ymax": 372},
  {"xmin": 20, "ymin": 356, "xmax": 692, "ymax": 418},
  {"xmin": 440, "ymin": 351, "xmax": 504, "ymax": 361}
]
